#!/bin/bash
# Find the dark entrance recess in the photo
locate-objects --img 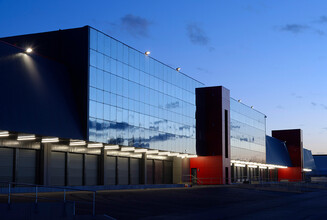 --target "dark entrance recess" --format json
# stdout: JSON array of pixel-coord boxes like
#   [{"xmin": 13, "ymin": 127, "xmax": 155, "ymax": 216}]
[{"xmin": 191, "ymin": 168, "xmax": 197, "ymax": 184}]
